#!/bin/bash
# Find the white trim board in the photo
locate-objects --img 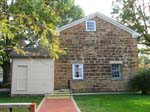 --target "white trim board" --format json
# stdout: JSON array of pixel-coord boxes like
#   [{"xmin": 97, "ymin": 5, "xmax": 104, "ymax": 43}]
[
  {"xmin": 57, "ymin": 12, "xmax": 141, "ymax": 38},
  {"xmin": 109, "ymin": 61, "xmax": 123, "ymax": 64}
]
